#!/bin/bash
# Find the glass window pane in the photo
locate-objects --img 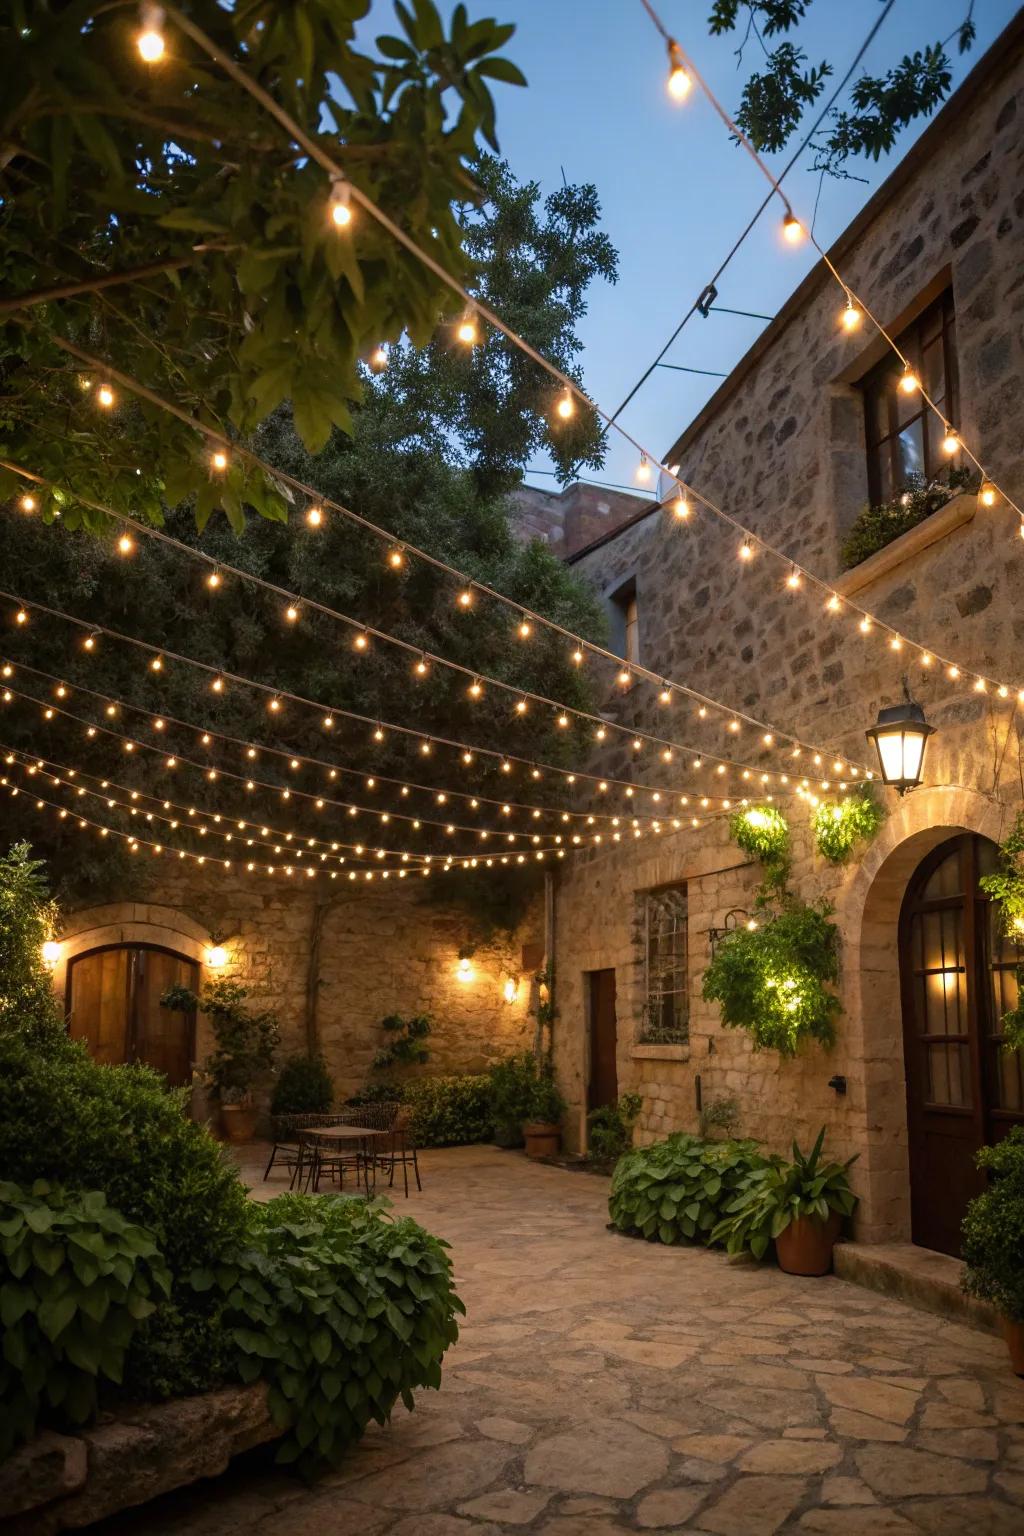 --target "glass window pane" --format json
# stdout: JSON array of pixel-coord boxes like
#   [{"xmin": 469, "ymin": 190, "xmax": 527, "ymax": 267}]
[
  {"xmin": 897, "ymin": 418, "xmax": 924, "ymax": 481},
  {"xmin": 924, "ymin": 851, "xmax": 962, "ymax": 900},
  {"xmin": 923, "ymin": 336, "xmax": 946, "ymax": 405},
  {"xmin": 927, "ymin": 1043, "xmax": 970, "ymax": 1107},
  {"xmin": 994, "ymin": 1045, "xmax": 1024, "ymax": 1111}
]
